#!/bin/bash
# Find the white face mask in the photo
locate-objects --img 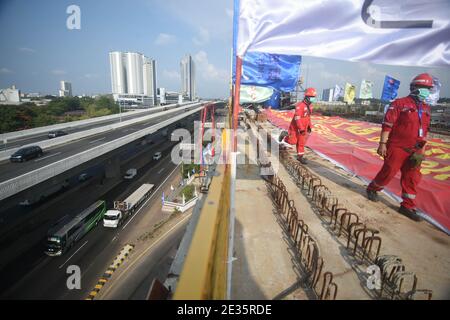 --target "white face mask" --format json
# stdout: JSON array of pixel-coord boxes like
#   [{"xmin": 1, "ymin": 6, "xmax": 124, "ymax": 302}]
[{"xmin": 309, "ymin": 97, "xmax": 317, "ymax": 103}]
